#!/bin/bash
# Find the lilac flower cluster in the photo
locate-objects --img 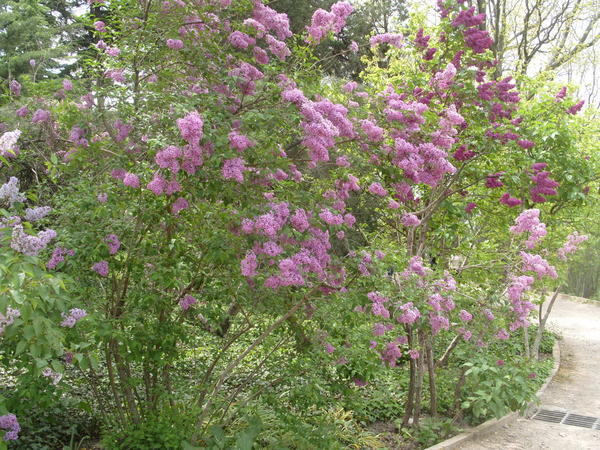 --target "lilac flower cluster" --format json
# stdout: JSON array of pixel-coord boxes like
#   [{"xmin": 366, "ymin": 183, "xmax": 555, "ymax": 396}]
[
  {"xmin": 370, "ymin": 33, "xmax": 404, "ymax": 49},
  {"xmin": 0, "ymin": 177, "xmax": 25, "ymax": 206},
  {"xmin": 47, "ymin": 246, "xmax": 75, "ymax": 270},
  {"xmin": 10, "ymin": 225, "xmax": 57, "ymax": 256},
  {"xmin": 0, "ymin": 413, "xmax": 20, "ymax": 441},
  {"xmin": 0, "ymin": 129, "xmax": 21, "ymax": 158},
  {"xmin": 530, "ymin": 169, "xmax": 559, "ymax": 203},
  {"xmin": 92, "ymin": 260, "xmax": 109, "ymax": 277},
  {"xmin": 179, "ymin": 294, "xmax": 197, "ymax": 311},
  {"xmin": 61, "ymin": 308, "xmax": 87, "ymax": 327},
  {"xmin": 307, "ymin": 1, "xmax": 353, "ymax": 44},
  {"xmin": 0, "ymin": 307, "xmax": 20, "ymax": 335},
  {"xmin": 557, "ymin": 232, "xmax": 588, "ymax": 261},
  {"xmin": 520, "ymin": 252, "xmax": 557, "ymax": 279},
  {"xmin": 24, "ymin": 206, "xmax": 52, "ymax": 222},
  {"xmin": 42, "ymin": 367, "xmax": 62, "ymax": 385},
  {"xmin": 509, "ymin": 209, "xmax": 547, "ymax": 249},
  {"xmin": 104, "ymin": 234, "xmax": 121, "ymax": 255}
]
